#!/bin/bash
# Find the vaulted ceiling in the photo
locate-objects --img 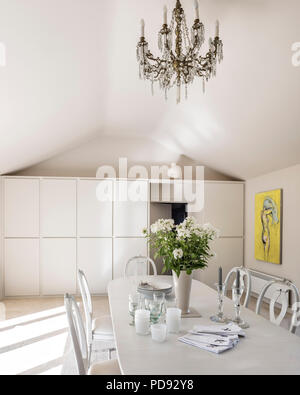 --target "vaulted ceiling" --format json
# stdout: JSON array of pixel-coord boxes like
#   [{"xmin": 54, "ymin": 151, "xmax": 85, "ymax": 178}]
[{"xmin": 0, "ymin": 0, "xmax": 299, "ymax": 179}]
